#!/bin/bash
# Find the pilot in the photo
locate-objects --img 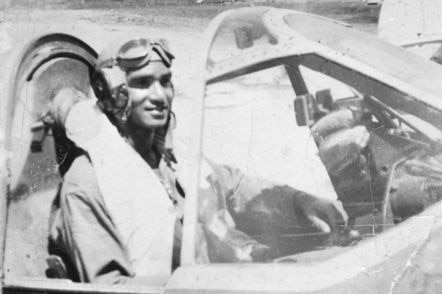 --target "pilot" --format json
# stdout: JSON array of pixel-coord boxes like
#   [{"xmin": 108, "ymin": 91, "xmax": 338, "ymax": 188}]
[
  {"xmin": 47, "ymin": 37, "xmax": 348, "ymax": 285},
  {"xmin": 48, "ymin": 38, "xmax": 184, "ymax": 285}
]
